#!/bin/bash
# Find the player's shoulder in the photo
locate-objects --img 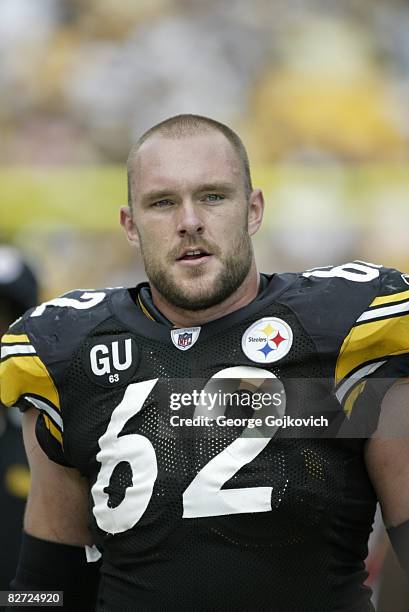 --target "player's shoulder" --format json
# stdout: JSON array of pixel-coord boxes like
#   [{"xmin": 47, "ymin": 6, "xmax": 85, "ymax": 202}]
[
  {"xmin": 0, "ymin": 285, "xmax": 132, "ymax": 416},
  {"xmin": 0, "ymin": 286, "xmax": 129, "ymax": 400},
  {"xmin": 5, "ymin": 286, "xmax": 126, "ymax": 345},
  {"xmin": 277, "ymin": 260, "xmax": 408, "ymax": 340},
  {"xmin": 275, "ymin": 261, "xmax": 409, "ymax": 417},
  {"xmin": 301, "ymin": 260, "xmax": 408, "ymax": 296}
]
